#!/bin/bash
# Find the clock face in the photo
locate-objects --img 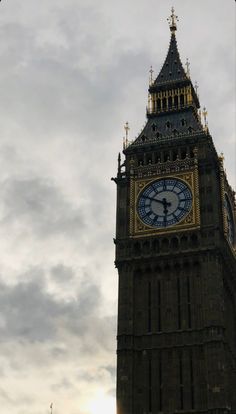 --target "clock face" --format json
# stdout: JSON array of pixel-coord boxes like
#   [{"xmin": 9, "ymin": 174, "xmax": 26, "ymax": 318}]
[
  {"xmin": 137, "ymin": 178, "xmax": 193, "ymax": 228},
  {"xmin": 224, "ymin": 194, "xmax": 235, "ymax": 245}
]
